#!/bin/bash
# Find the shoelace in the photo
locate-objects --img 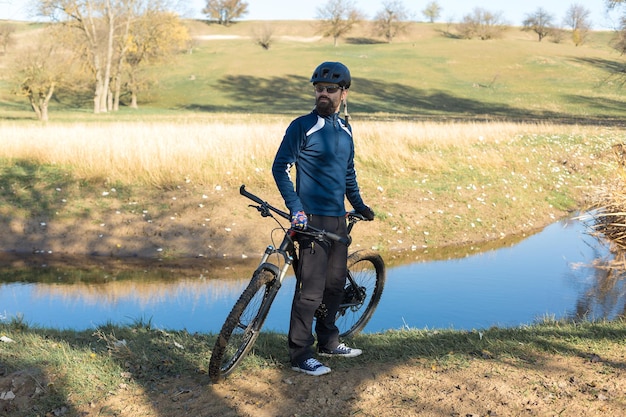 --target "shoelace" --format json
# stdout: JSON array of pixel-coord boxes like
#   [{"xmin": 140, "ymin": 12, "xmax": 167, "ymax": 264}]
[{"xmin": 303, "ymin": 358, "xmax": 322, "ymax": 368}]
